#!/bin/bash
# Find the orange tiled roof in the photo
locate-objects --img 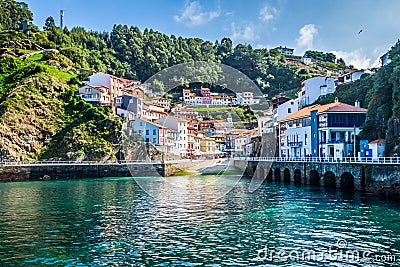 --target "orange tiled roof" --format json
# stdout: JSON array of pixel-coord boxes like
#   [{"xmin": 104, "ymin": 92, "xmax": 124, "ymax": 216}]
[
  {"xmin": 279, "ymin": 102, "xmax": 367, "ymax": 122},
  {"xmin": 369, "ymin": 139, "xmax": 385, "ymax": 144}
]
